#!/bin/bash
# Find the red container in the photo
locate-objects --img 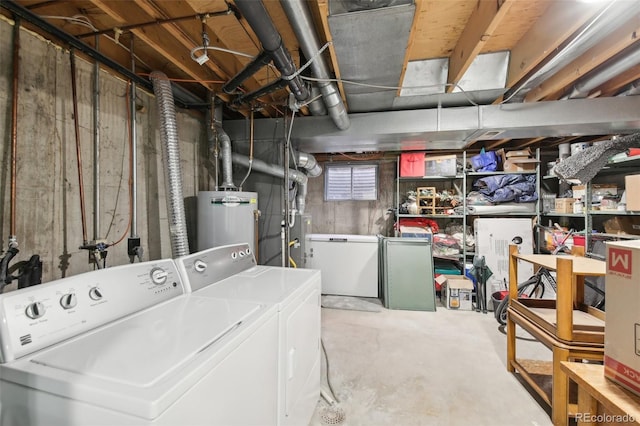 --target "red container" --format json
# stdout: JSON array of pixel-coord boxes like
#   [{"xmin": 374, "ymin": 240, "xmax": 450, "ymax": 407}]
[{"xmin": 573, "ymin": 235, "xmax": 585, "ymax": 247}]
